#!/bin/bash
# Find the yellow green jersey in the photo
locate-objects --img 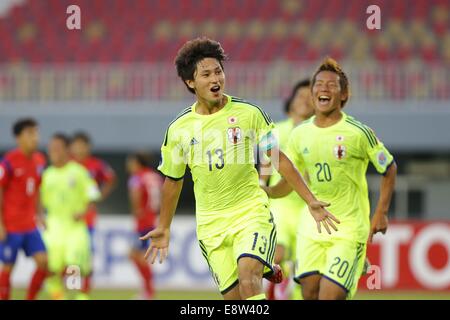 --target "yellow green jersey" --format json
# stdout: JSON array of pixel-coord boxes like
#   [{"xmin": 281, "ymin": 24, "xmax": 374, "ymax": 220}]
[
  {"xmin": 41, "ymin": 161, "xmax": 101, "ymax": 225},
  {"xmin": 269, "ymin": 118, "xmax": 307, "ymax": 209},
  {"xmin": 287, "ymin": 112, "xmax": 394, "ymax": 243},
  {"xmin": 158, "ymin": 94, "xmax": 276, "ymax": 239}
]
